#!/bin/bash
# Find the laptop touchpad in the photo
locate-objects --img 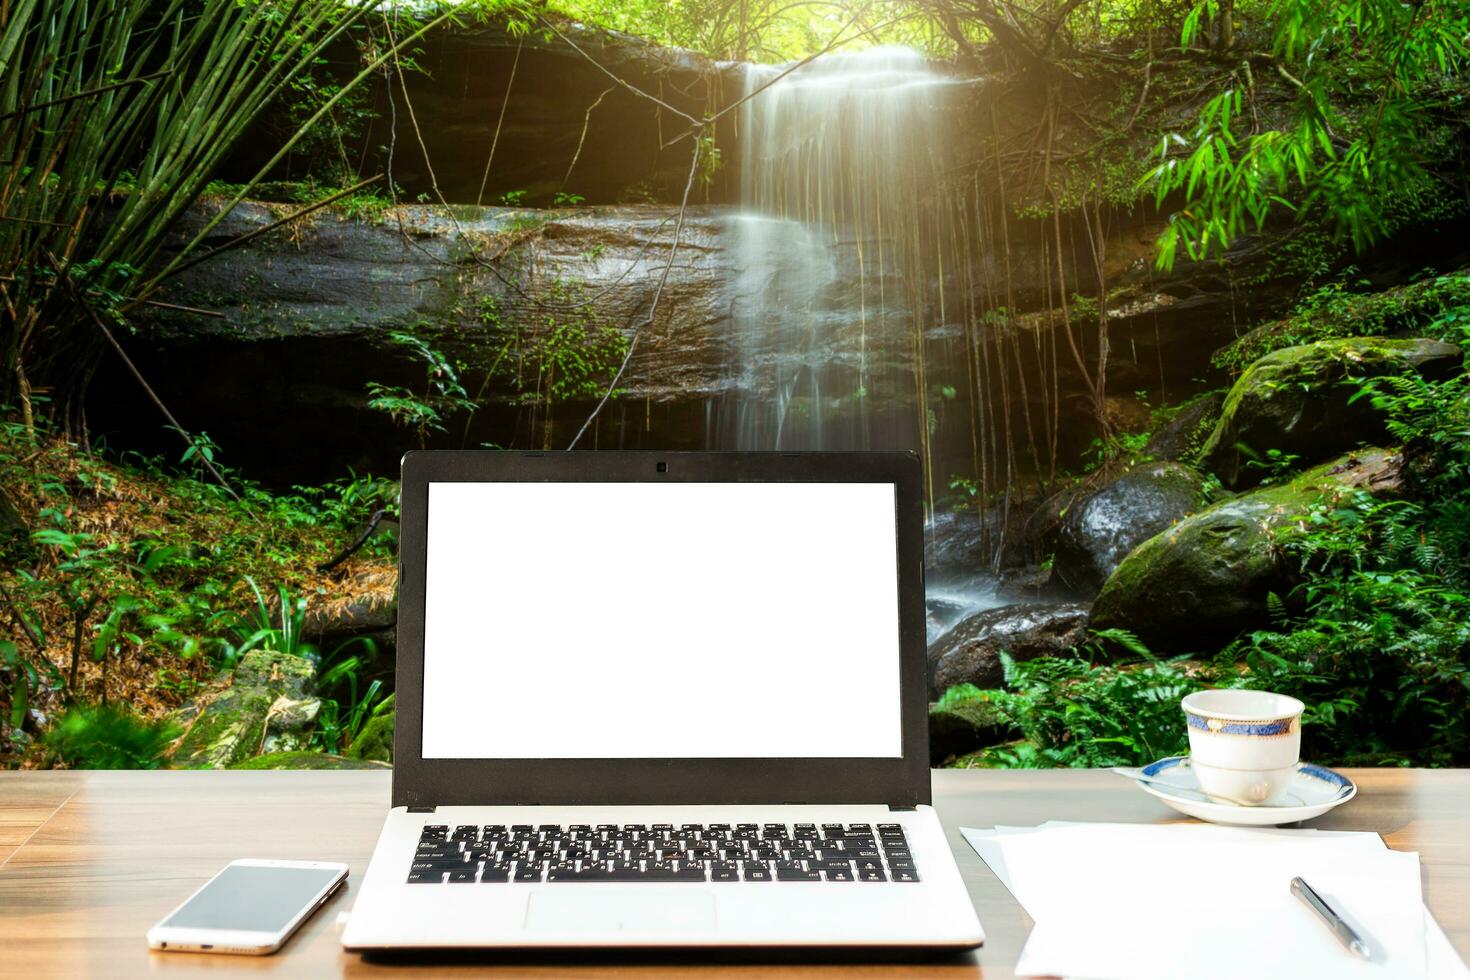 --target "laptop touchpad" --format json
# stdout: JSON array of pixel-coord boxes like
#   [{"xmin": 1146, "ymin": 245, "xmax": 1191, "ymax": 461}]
[{"xmin": 524, "ymin": 892, "xmax": 716, "ymax": 933}]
